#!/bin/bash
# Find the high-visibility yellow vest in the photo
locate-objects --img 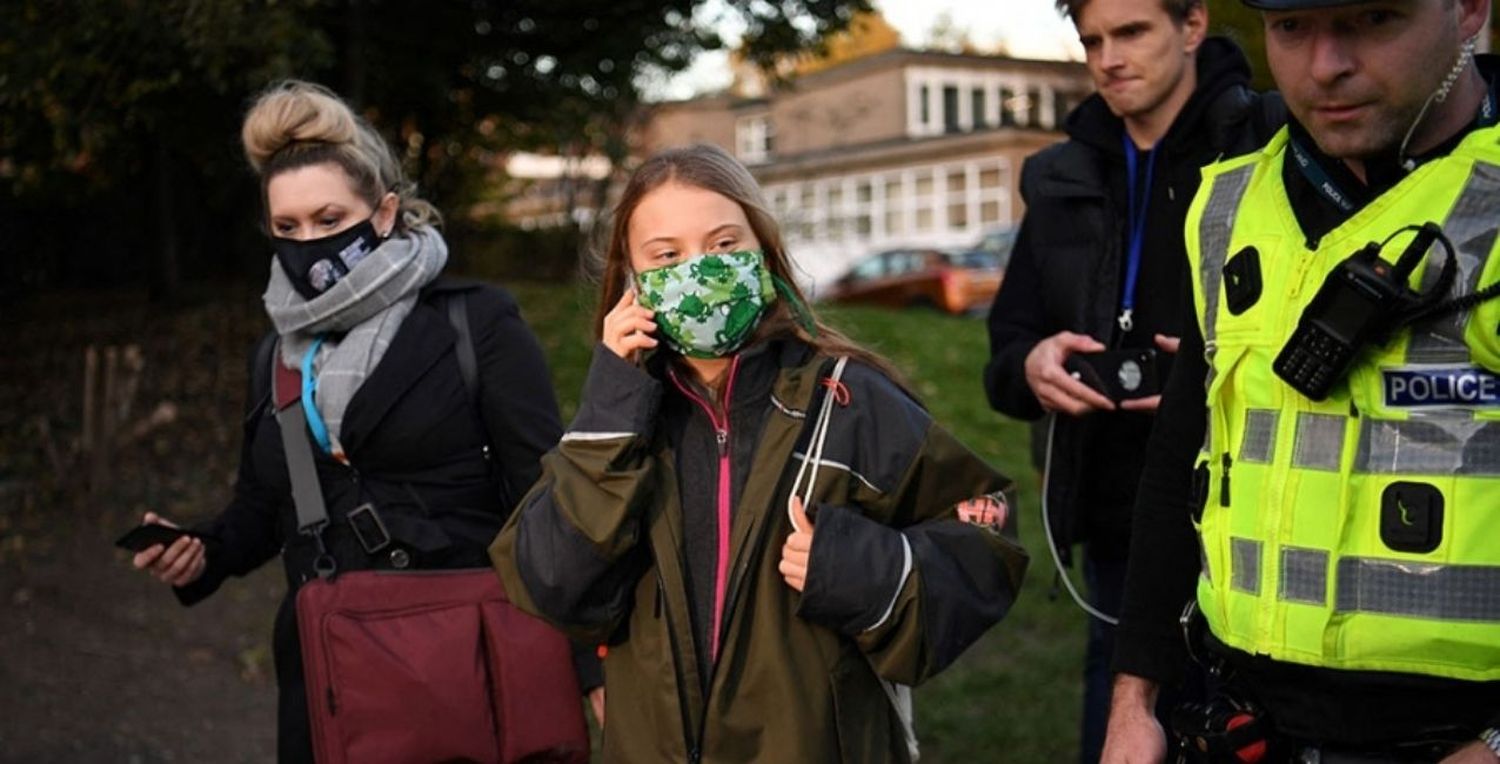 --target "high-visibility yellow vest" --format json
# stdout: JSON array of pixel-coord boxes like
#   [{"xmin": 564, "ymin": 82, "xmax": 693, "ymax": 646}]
[{"xmin": 1185, "ymin": 125, "xmax": 1500, "ymax": 681}]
